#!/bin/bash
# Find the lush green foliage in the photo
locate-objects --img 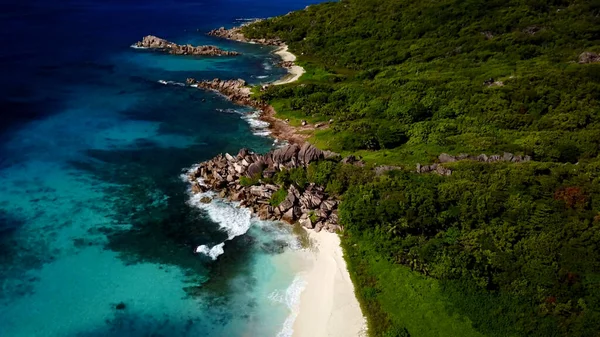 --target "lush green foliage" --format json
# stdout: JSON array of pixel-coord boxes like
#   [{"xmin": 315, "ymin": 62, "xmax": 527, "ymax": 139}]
[
  {"xmin": 269, "ymin": 187, "xmax": 288, "ymax": 207},
  {"xmin": 246, "ymin": 0, "xmax": 600, "ymax": 162},
  {"xmin": 340, "ymin": 163, "xmax": 600, "ymax": 336},
  {"xmin": 239, "ymin": 175, "xmax": 260, "ymax": 187},
  {"xmin": 244, "ymin": 0, "xmax": 600, "ymax": 336}
]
